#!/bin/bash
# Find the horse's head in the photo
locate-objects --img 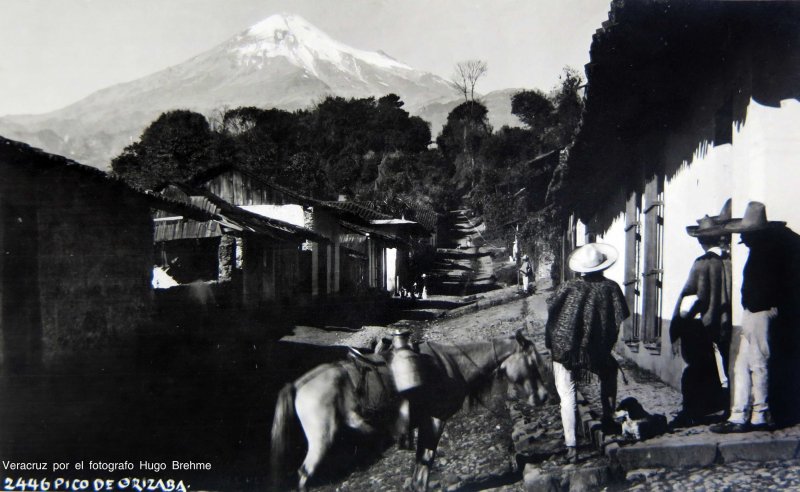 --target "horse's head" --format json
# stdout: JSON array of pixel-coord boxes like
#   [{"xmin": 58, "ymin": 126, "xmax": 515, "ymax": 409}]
[{"xmin": 499, "ymin": 330, "xmax": 550, "ymax": 406}]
